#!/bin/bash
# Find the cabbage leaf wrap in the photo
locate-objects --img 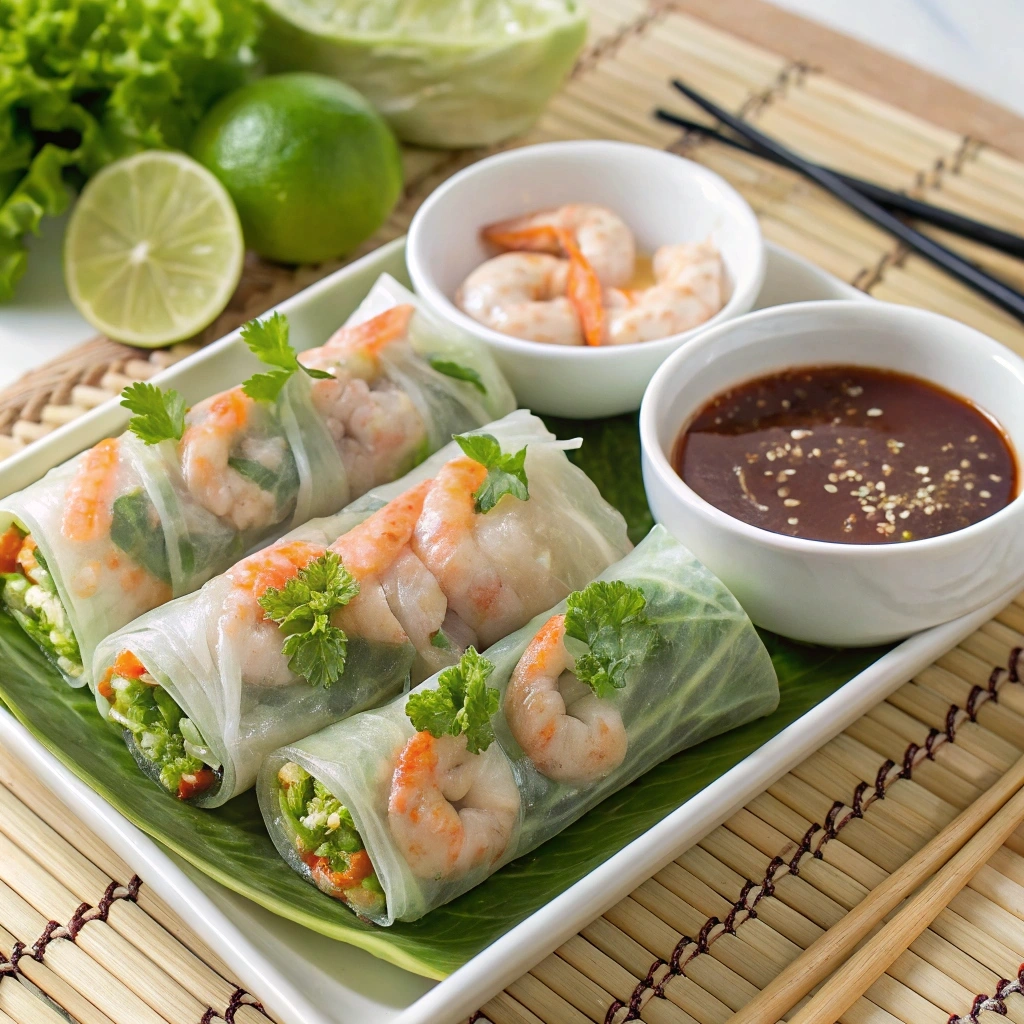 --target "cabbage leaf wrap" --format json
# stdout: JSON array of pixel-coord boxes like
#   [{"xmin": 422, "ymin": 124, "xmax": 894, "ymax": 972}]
[
  {"xmin": 259, "ymin": 525, "xmax": 779, "ymax": 924},
  {"xmin": 0, "ymin": 274, "xmax": 514, "ymax": 686},
  {"xmin": 94, "ymin": 411, "xmax": 631, "ymax": 806}
]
